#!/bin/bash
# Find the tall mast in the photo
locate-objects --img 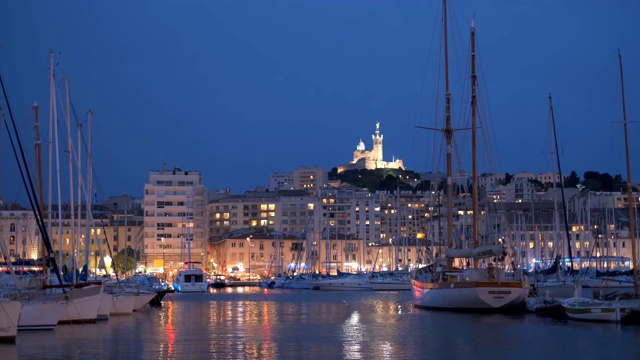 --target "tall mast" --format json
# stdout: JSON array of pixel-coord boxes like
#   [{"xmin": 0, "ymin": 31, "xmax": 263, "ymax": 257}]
[
  {"xmin": 470, "ymin": 18, "xmax": 479, "ymax": 268},
  {"xmin": 86, "ymin": 110, "xmax": 93, "ymax": 276},
  {"xmin": 618, "ymin": 49, "xmax": 638, "ymax": 297},
  {"xmin": 443, "ymin": 0, "xmax": 454, "ymax": 267},
  {"xmin": 65, "ymin": 78, "xmax": 76, "ymax": 283},
  {"xmin": 33, "ymin": 101, "xmax": 46, "ymax": 260},
  {"xmin": 48, "ymin": 50, "xmax": 55, "ymax": 261},
  {"xmin": 33, "ymin": 102, "xmax": 44, "ymax": 217}
]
